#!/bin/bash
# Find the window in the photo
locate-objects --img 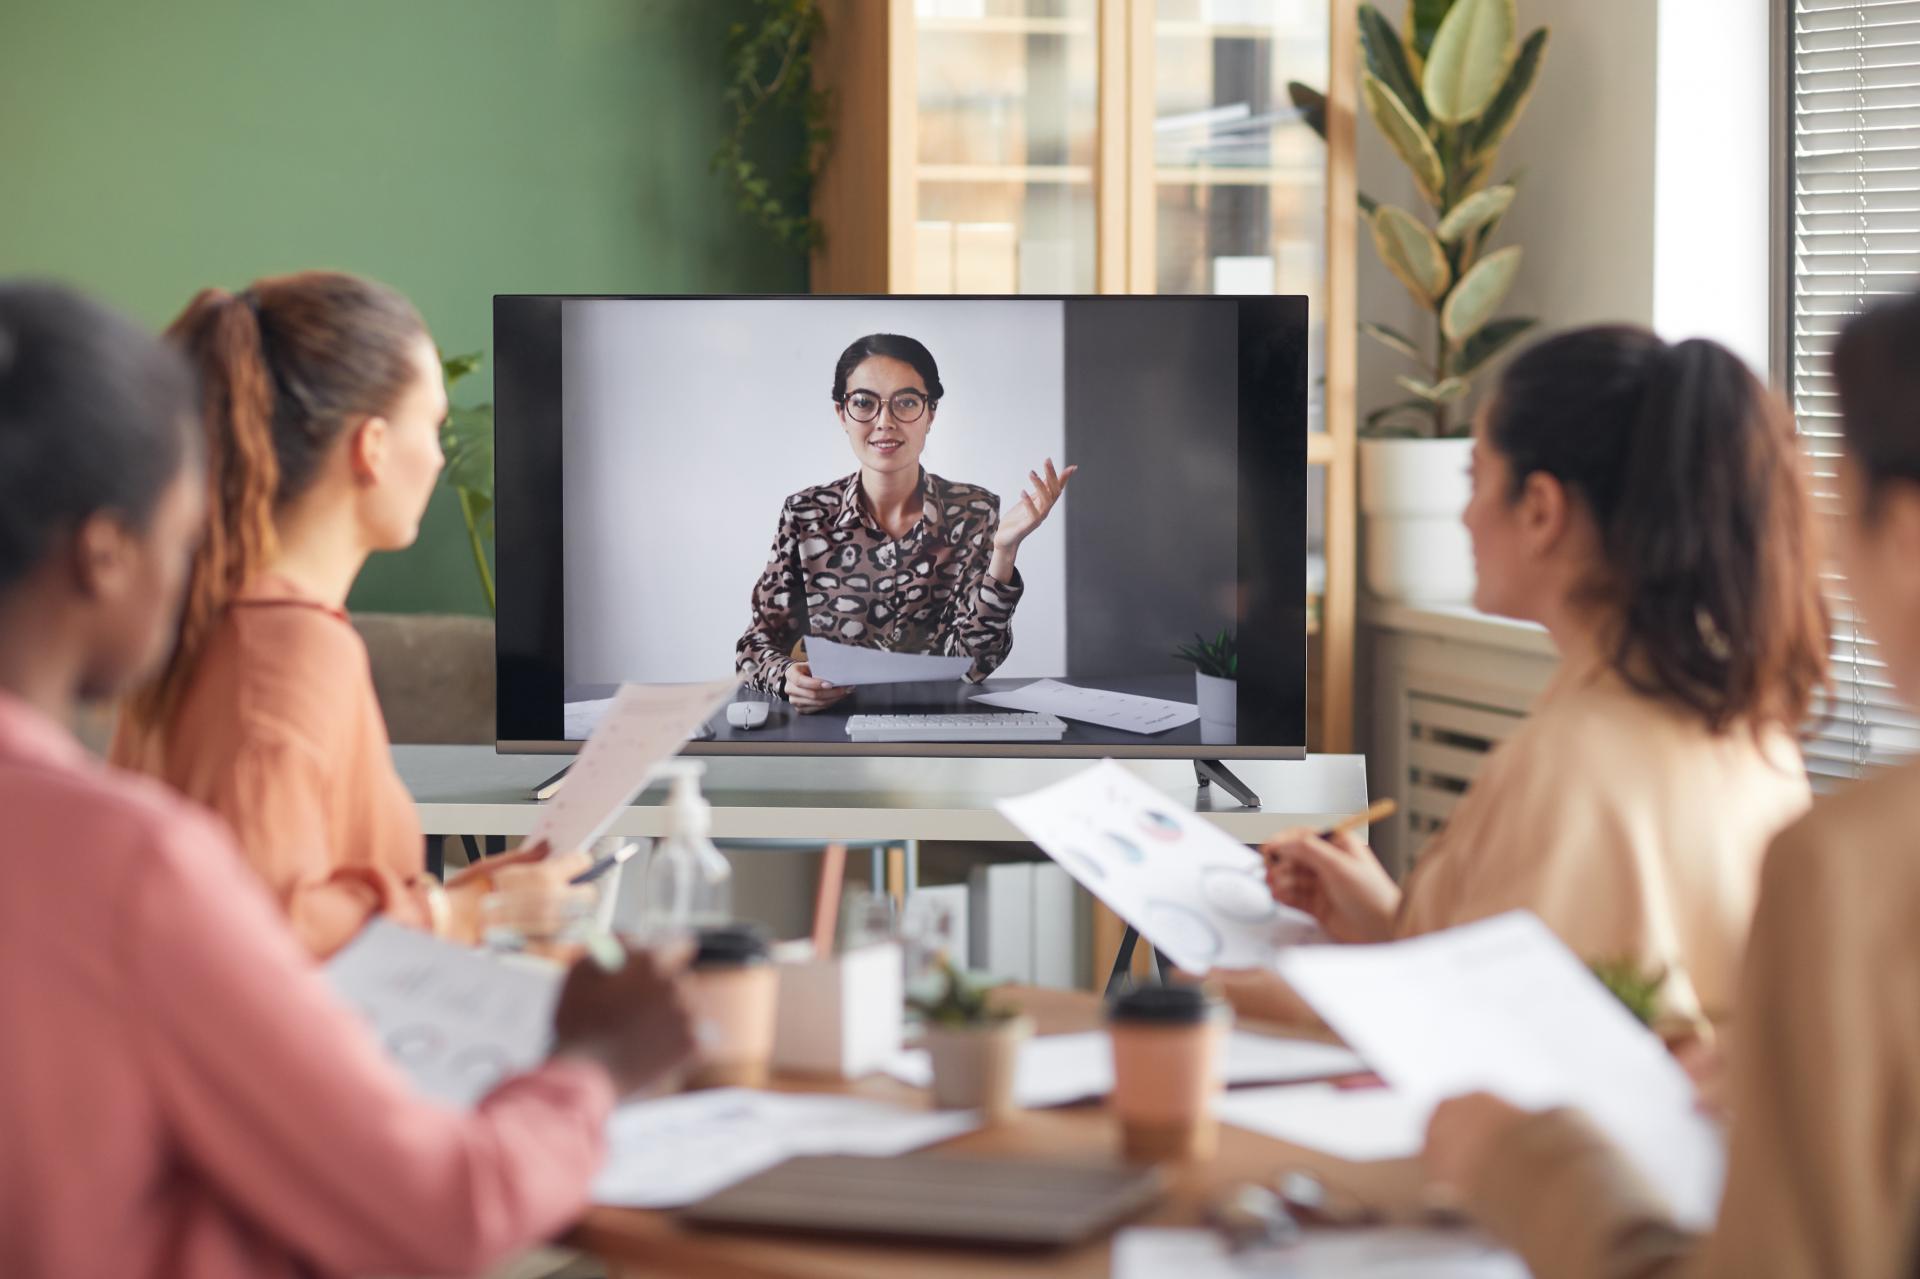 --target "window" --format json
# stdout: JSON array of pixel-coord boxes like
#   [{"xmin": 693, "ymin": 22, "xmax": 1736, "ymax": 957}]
[{"xmin": 1789, "ymin": 0, "xmax": 1920, "ymax": 785}]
